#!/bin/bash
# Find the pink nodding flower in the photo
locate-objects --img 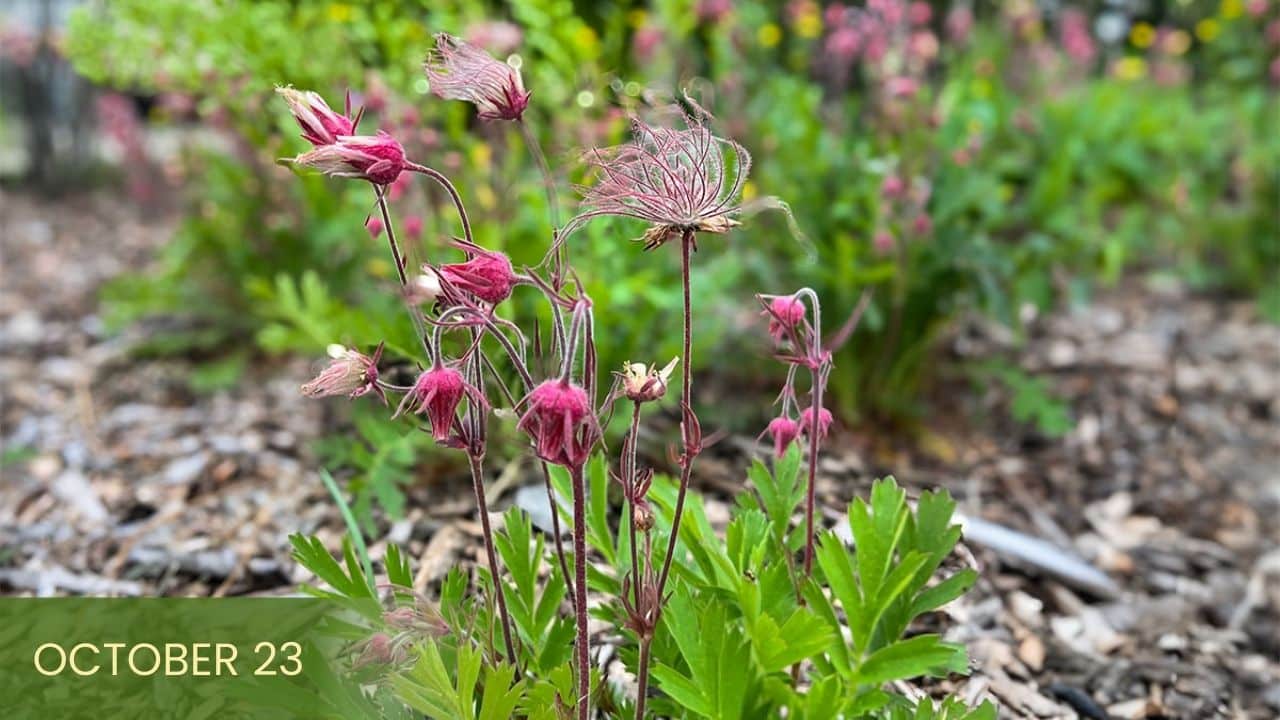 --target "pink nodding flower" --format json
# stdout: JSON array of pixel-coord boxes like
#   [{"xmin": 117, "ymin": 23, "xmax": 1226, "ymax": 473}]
[
  {"xmin": 763, "ymin": 416, "xmax": 802, "ymax": 457},
  {"xmin": 291, "ymin": 131, "xmax": 407, "ymax": 186},
  {"xmin": 302, "ymin": 343, "xmax": 385, "ymax": 403},
  {"xmin": 395, "ymin": 364, "xmax": 483, "ymax": 442},
  {"xmin": 909, "ymin": 1, "xmax": 932, "ymax": 26},
  {"xmin": 276, "ymin": 87, "xmax": 355, "ymax": 146},
  {"xmin": 800, "ymin": 405, "xmax": 834, "ymax": 440},
  {"xmin": 437, "ymin": 243, "xmax": 517, "ymax": 305},
  {"xmin": 517, "ymin": 379, "xmax": 597, "ymax": 468},
  {"xmin": 365, "ymin": 216, "xmax": 384, "ymax": 238},
  {"xmin": 425, "ymin": 33, "xmax": 530, "ymax": 121},
  {"xmin": 874, "ymin": 231, "xmax": 895, "ymax": 255},
  {"xmin": 761, "ymin": 294, "xmax": 807, "ymax": 342},
  {"xmin": 912, "ymin": 212, "xmax": 933, "ymax": 236},
  {"xmin": 562, "ymin": 99, "xmax": 752, "ymax": 251}
]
